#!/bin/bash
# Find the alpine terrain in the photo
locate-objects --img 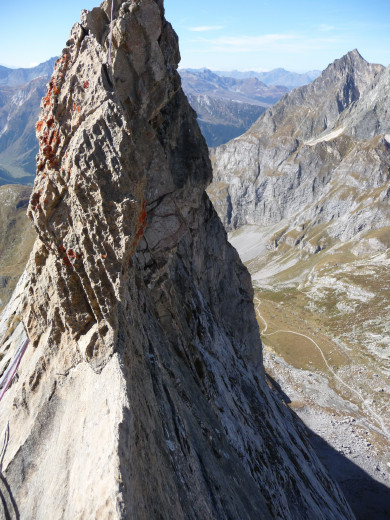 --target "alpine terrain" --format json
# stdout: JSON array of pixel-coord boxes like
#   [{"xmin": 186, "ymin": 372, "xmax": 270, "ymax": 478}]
[
  {"xmin": 0, "ymin": 60, "xmax": 57, "ymax": 185},
  {"xmin": 209, "ymin": 49, "xmax": 390, "ymax": 518},
  {"xmin": 180, "ymin": 68, "xmax": 289, "ymax": 146},
  {"xmin": 213, "ymin": 68, "xmax": 321, "ymax": 88},
  {"xmin": 0, "ymin": 0, "xmax": 355, "ymax": 518}
]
